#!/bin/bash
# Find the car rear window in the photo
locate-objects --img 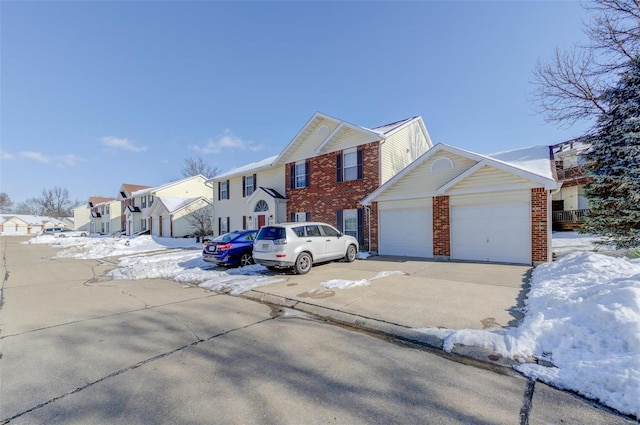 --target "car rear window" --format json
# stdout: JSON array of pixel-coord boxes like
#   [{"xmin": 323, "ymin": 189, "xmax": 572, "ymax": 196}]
[
  {"xmin": 213, "ymin": 231, "xmax": 243, "ymax": 243},
  {"xmin": 256, "ymin": 227, "xmax": 286, "ymax": 241}
]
